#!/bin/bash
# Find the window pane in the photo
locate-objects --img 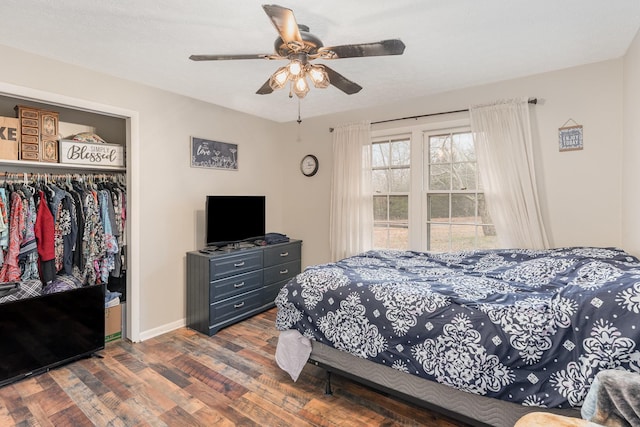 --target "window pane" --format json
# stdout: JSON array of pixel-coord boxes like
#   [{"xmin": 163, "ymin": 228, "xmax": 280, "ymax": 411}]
[
  {"xmin": 390, "ymin": 168, "xmax": 410, "ymax": 192},
  {"xmin": 450, "ymin": 224, "xmax": 477, "ymax": 251},
  {"xmin": 427, "ymin": 194, "xmax": 449, "ymax": 221},
  {"xmin": 390, "ymin": 226, "xmax": 409, "ymax": 250},
  {"xmin": 429, "ymin": 135, "xmax": 451, "ymax": 164},
  {"xmin": 427, "ymin": 223, "xmax": 450, "ymax": 252},
  {"xmin": 372, "ymin": 142, "xmax": 389, "ymax": 168},
  {"xmin": 373, "ymin": 169, "xmax": 389, "ymax": 194},
  {"xmin": 373, "ymin": 225, "xmax": 387, "ymax": 248},
  {"xmin": 452, "ymin": 162, "xmax": 476, "ymax": 191},
  {"xmin": 452, "ymin": 133, "xmax": 475, "ymax": 162},
  {"xmin": 388, "ymin": 195, "xmax": 408, "ymax": 221},
  {"xmin": 391, "ymin": 139, "xmax": 410, "ymax": 165},
  {"xmin": 373, "ymin": 196, "xmax": 388, "ymax": 221},
  {"xmin": 451, "ymin": 193, "xmax": 477, "ymax": 222},
  {"xmin": 429, "ymin": 164, "xmax": 450, "ymax": 190},
  {"xmin": 374, "ymin": 225, "xmax": 408, "ymax": 250}
]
